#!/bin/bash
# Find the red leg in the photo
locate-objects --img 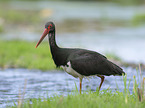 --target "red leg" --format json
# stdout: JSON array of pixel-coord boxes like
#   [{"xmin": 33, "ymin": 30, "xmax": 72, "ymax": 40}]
[
  {"xmin": 97, "ymin": 75, "xmax": 105, "ymax": 91},
  {"xmin": 79, "ymin": 78, "xmax": 82, "ymax": 94}
]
